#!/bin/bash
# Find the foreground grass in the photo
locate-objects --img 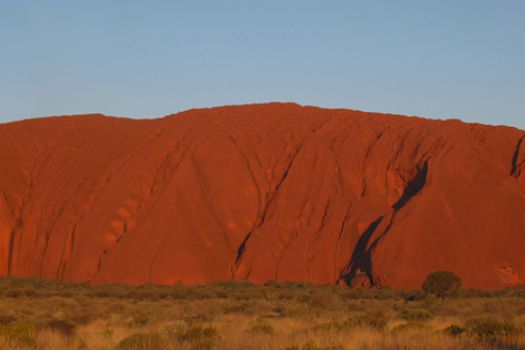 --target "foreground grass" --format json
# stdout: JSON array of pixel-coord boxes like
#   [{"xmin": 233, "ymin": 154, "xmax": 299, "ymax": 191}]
[{"xmin": 0, "ymin": 277, "xmax": 524, "ymax": 349}]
